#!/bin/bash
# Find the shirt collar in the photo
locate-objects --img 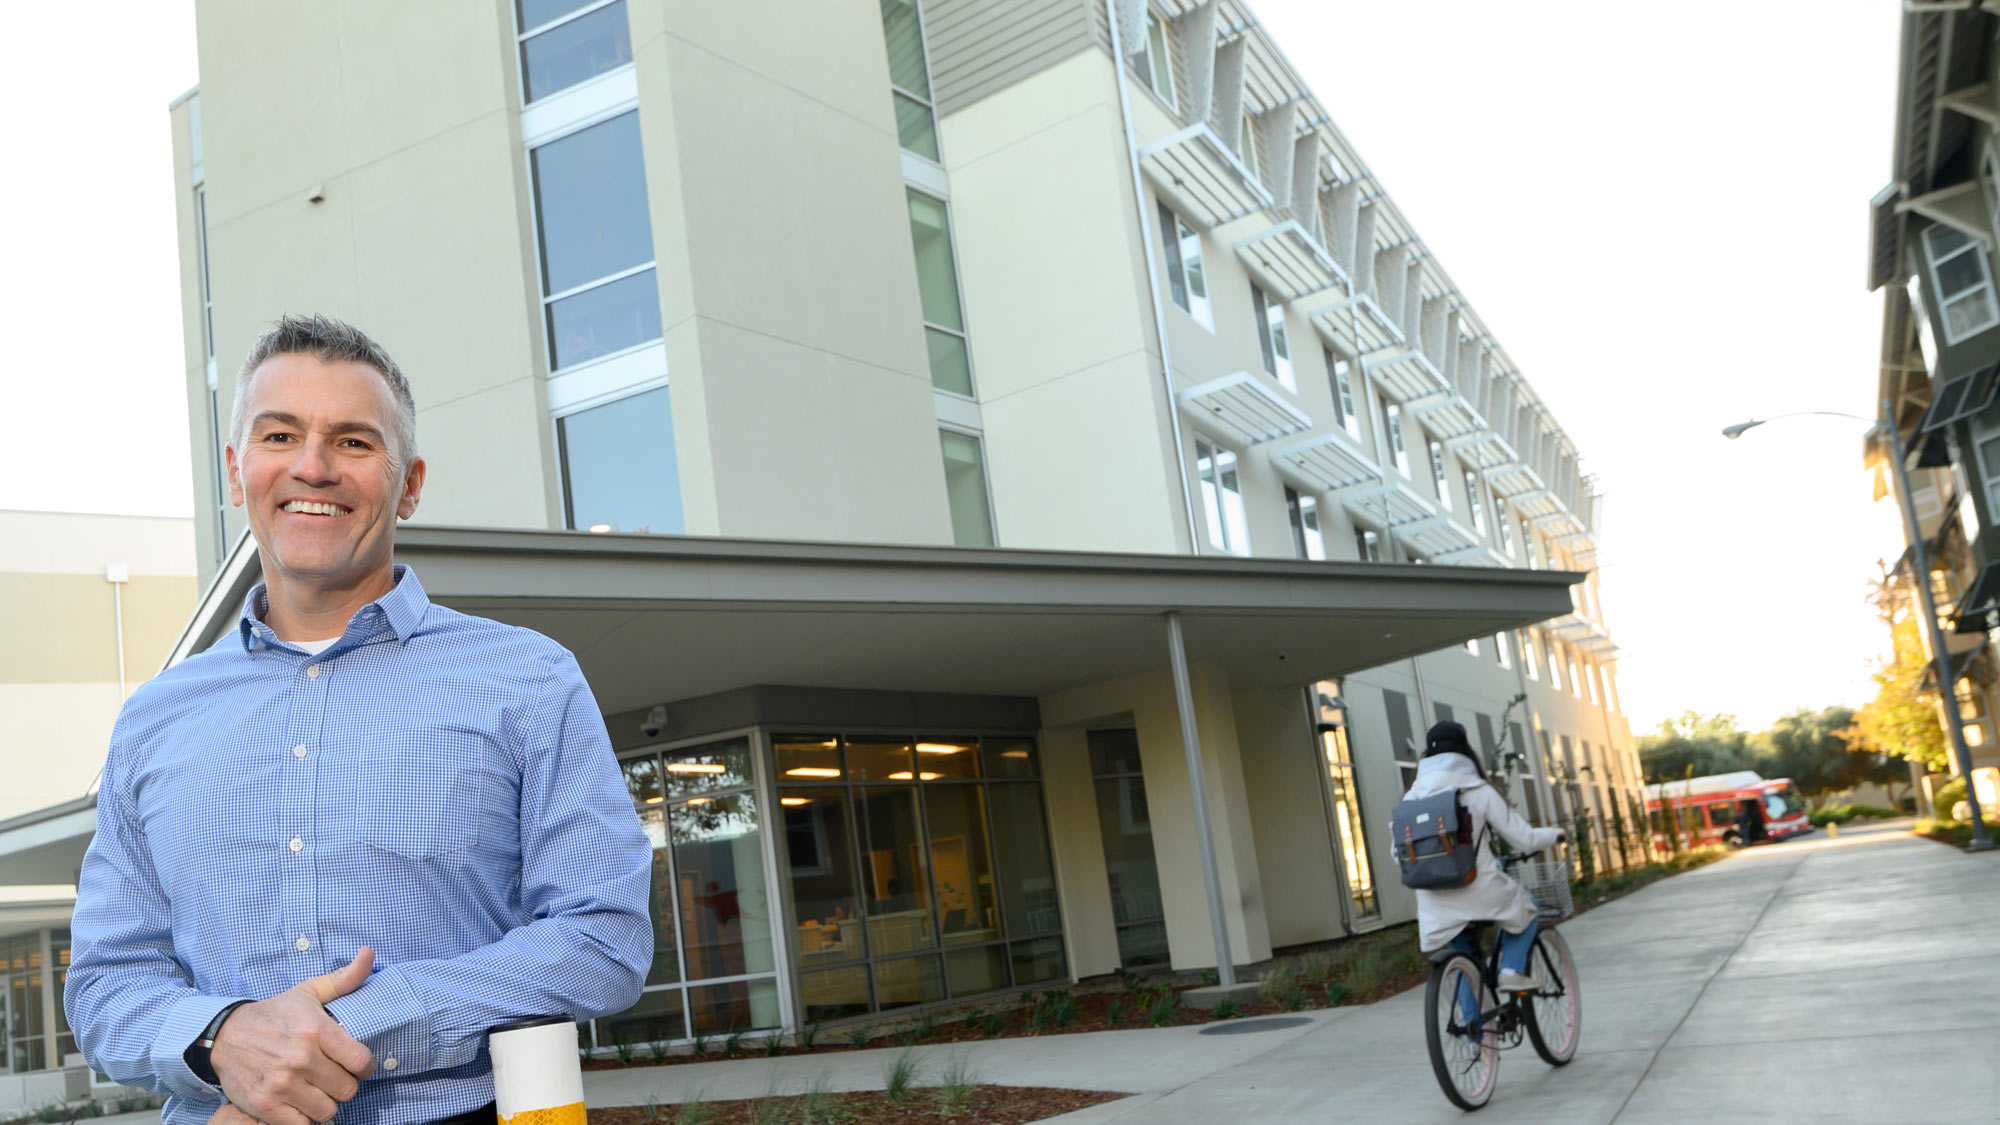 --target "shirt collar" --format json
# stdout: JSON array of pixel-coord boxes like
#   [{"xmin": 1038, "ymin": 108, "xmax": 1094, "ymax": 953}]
[{"xmin": 237, "ymin": 565, "xmax": 432, "ymax": 653}]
